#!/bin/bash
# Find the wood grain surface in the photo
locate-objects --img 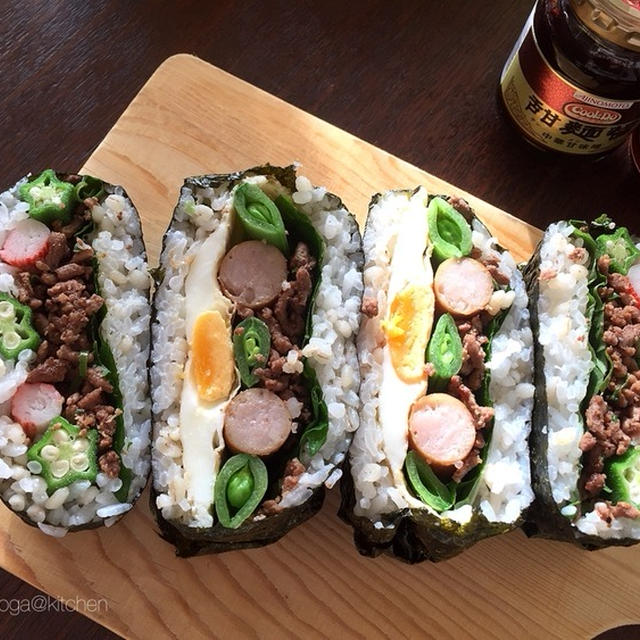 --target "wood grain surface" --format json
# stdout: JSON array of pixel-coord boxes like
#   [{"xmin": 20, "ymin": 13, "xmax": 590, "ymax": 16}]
[
  {"xmin": 0, "ymin": 1, "xmax": 636, "ymax": 638},
  {"xmin": 0, "ymin": 53, "xmax": 638, "ymax": 640}
]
